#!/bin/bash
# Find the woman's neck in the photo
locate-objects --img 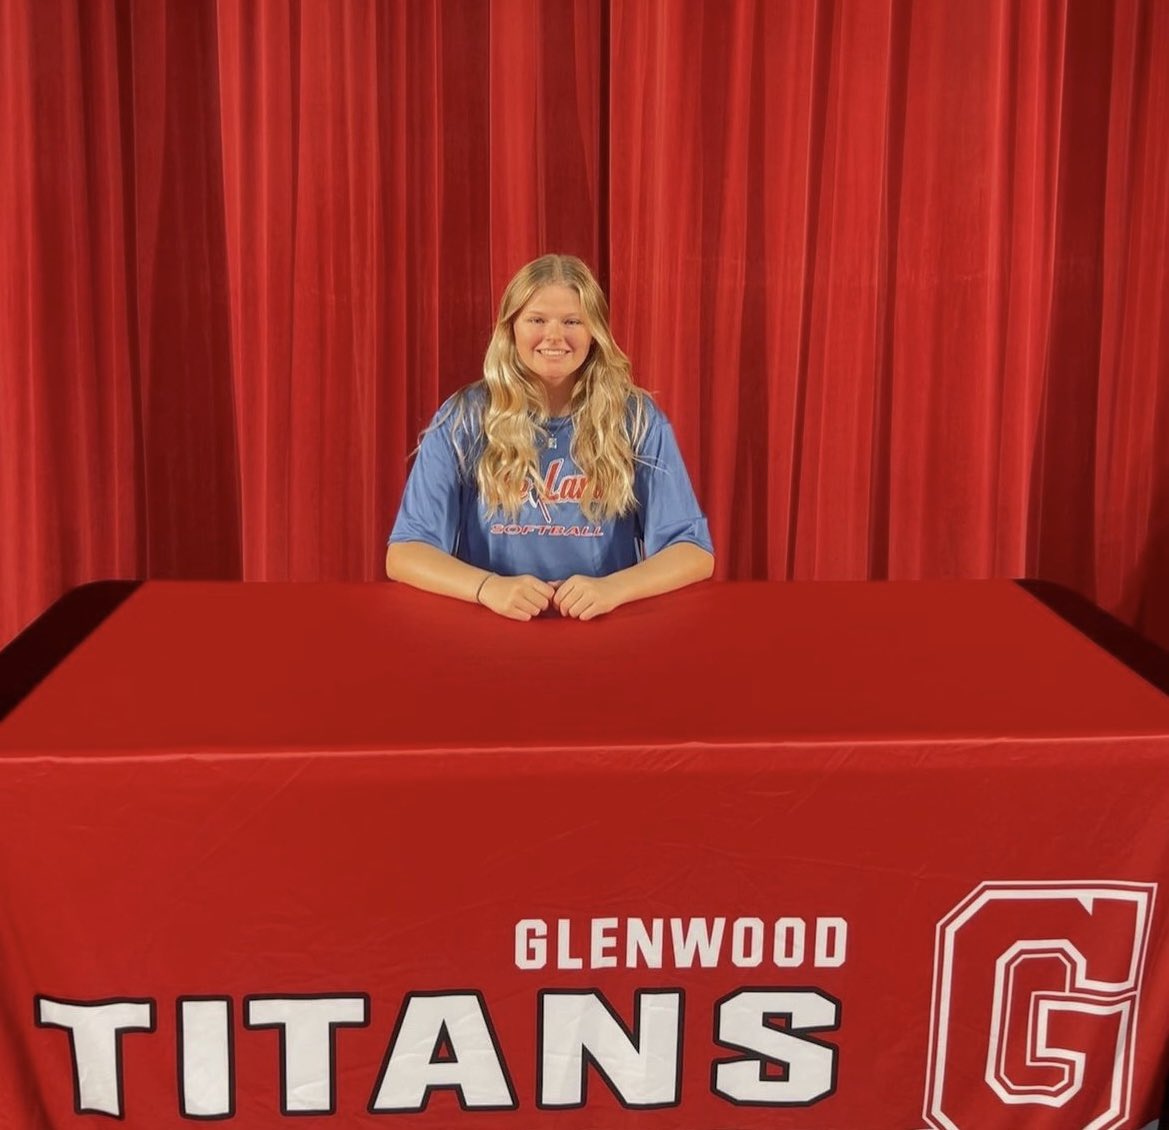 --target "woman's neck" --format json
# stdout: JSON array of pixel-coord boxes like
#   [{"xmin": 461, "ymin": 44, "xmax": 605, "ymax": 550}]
[{"xmin": 544, "ymin": 390, "xmax": 574, "ymax": 417}]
